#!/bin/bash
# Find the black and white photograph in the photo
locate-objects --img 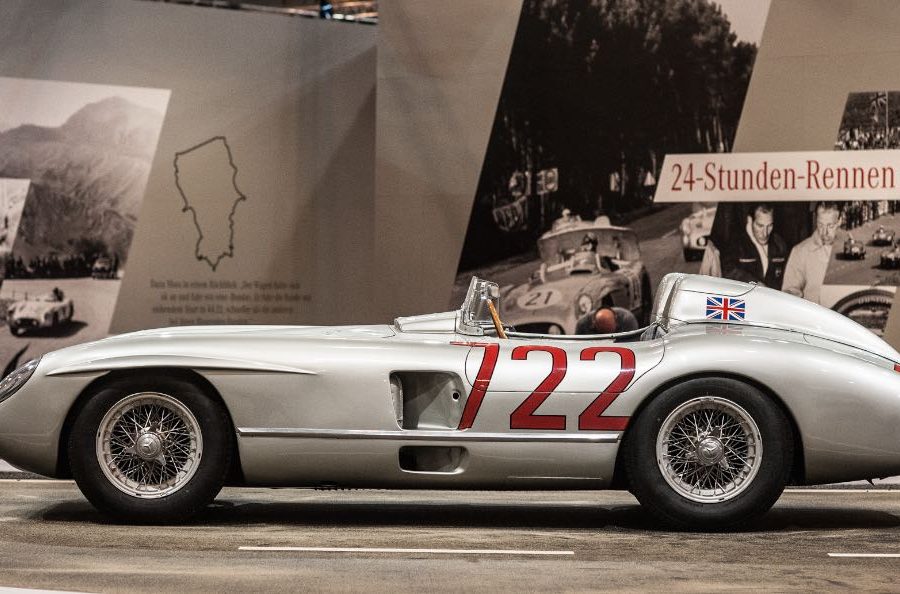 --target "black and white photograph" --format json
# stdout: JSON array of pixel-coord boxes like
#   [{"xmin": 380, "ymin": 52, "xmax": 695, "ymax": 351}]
[
  {"xmin": 452, "ymin": 0, "xmax": 766, "ymax": 335},
  {"xmin": 0, "ymin": 178, "xmax": 29, "ymax": 258},
  {"xmin": 817, "ymin": 91, "xmax": 900, "ymax": 335},
  {"xmin": 682, "ymin": 92, "xmax": 900, "ymax": 336},
  {"xmin": 0, "ymin": 77, "xmax": 169, "ymax": 367}
]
